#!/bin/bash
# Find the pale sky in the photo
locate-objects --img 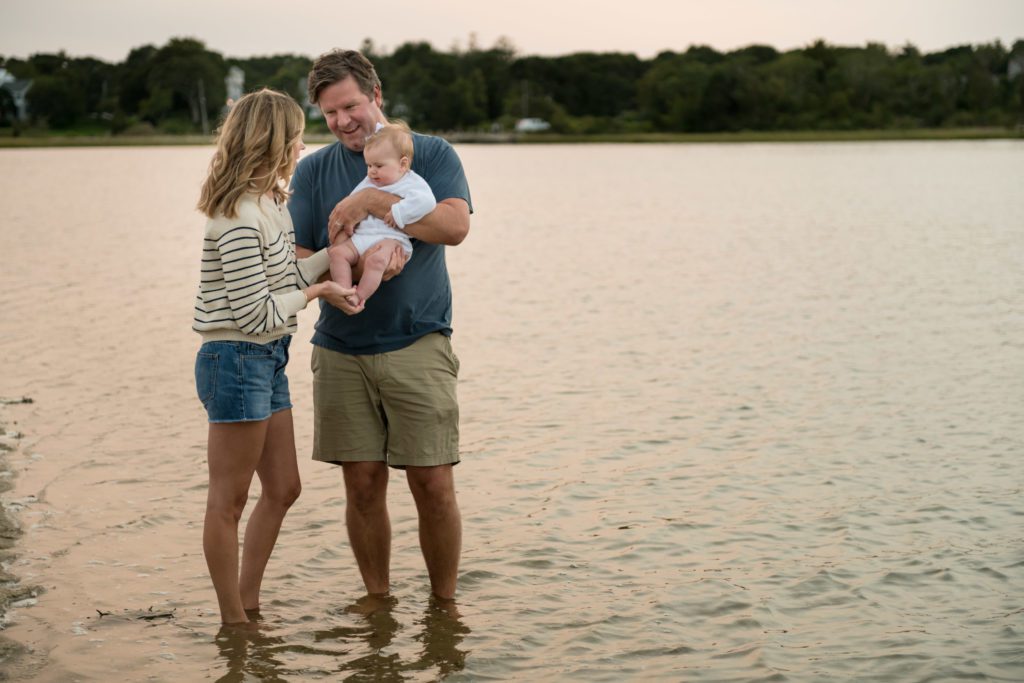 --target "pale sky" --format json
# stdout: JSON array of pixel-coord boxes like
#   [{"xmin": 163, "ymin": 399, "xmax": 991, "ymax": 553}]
[{"xmin": 2, "ymin": 0, "xmax": 1022, "ymax": 62}]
